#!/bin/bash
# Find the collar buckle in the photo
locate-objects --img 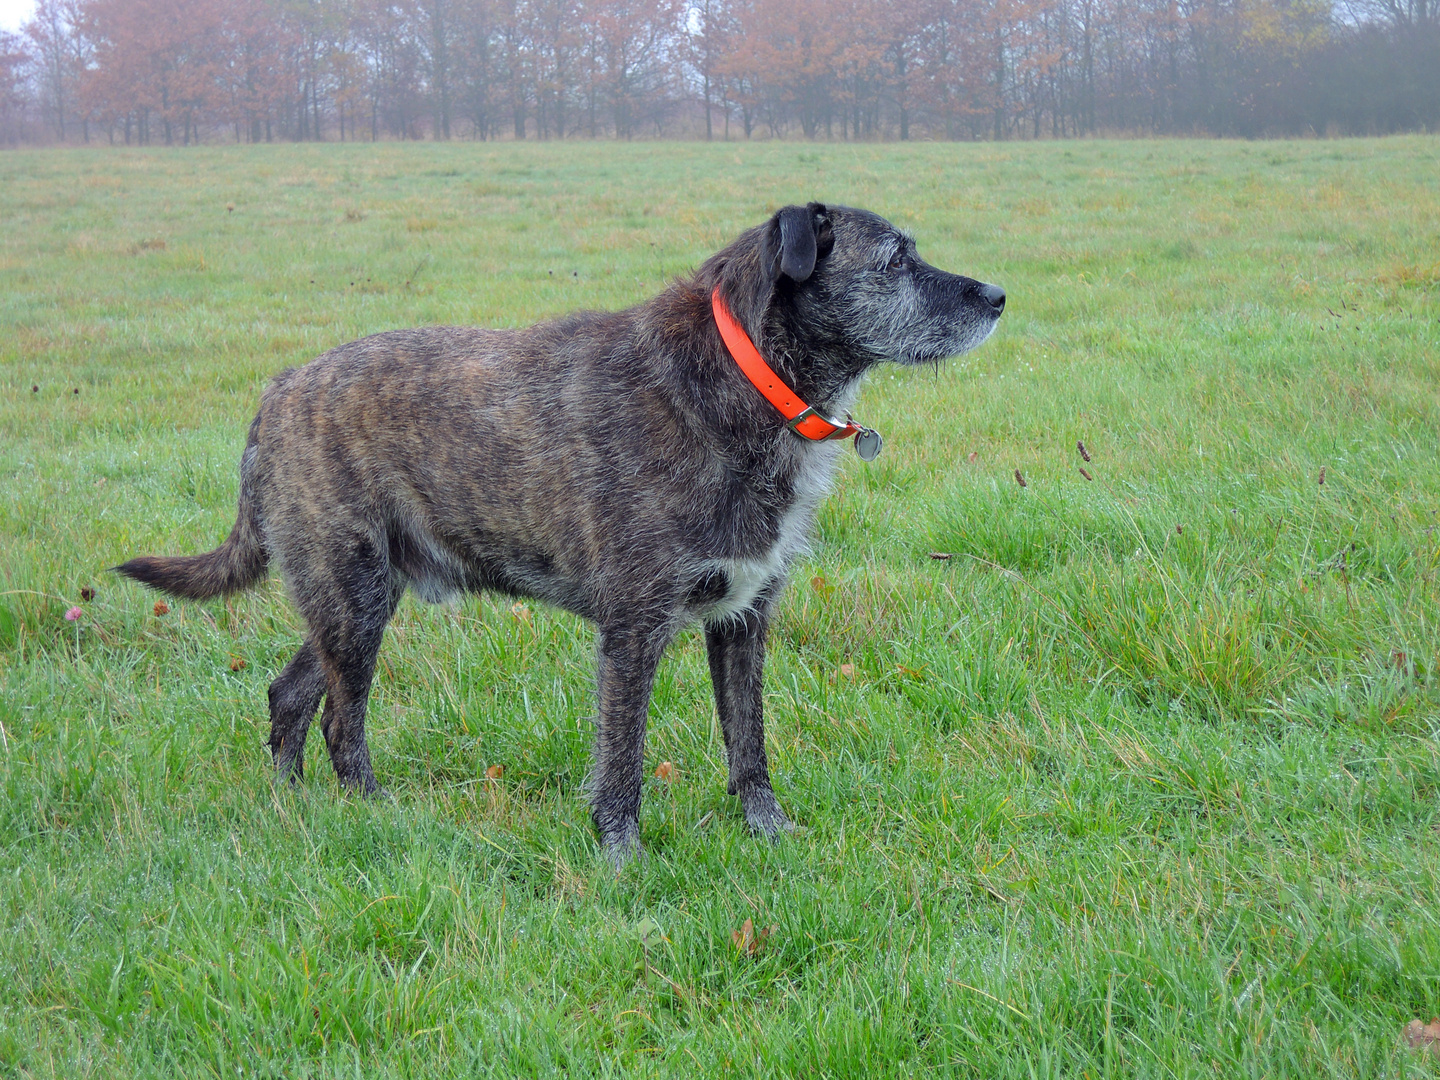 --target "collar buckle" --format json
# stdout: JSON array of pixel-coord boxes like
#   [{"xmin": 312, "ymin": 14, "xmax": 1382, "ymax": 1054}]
[{"xmin": 786, "ymin": 405, "xmax": 853, "ymax": 439}]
